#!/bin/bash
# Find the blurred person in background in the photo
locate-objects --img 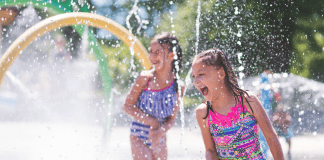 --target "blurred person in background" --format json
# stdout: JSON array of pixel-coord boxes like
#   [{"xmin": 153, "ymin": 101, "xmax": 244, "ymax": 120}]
[
  {"xmin": 258, "ymin": 70, "xmax": 273, "ymax": 157},
  {"xmin": 258, "ymin": 70, "xmax": 293, "ymax": 159},
  {"xmin": 272, "ymin": 103, "xmax": 293, "ymax": 154}
]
